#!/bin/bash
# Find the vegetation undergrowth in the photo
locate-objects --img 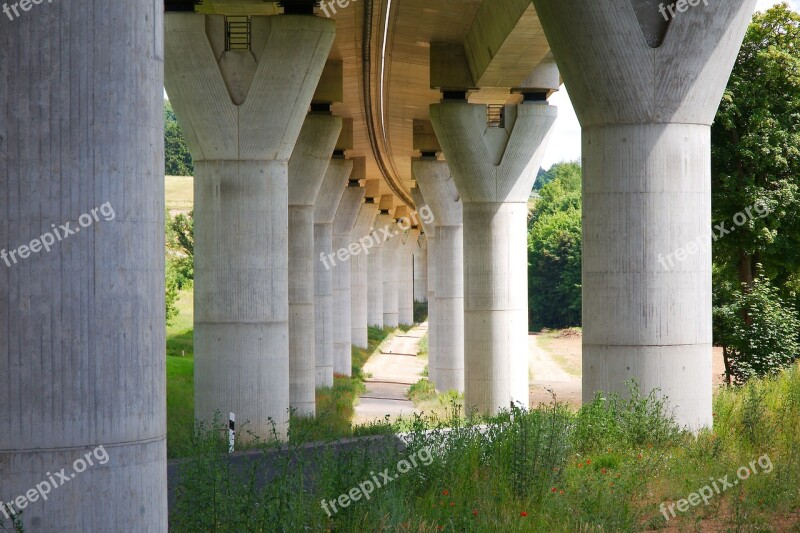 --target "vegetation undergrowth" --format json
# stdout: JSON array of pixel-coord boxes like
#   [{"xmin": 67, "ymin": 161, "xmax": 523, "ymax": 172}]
[{"xmin": 169, "ymin": 365, "xmax": 800, "ymax": 531}]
